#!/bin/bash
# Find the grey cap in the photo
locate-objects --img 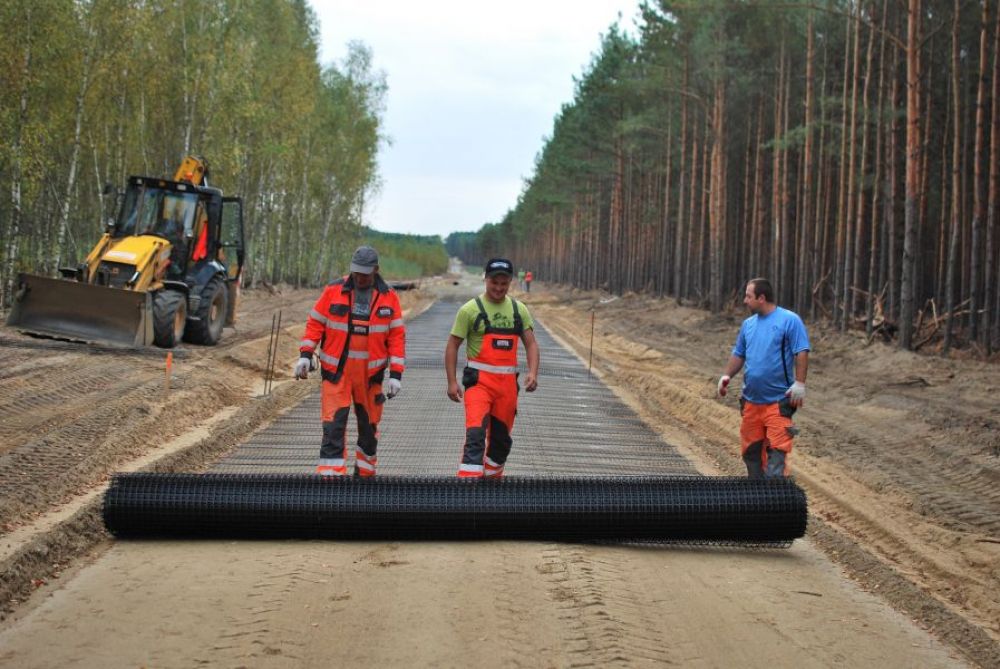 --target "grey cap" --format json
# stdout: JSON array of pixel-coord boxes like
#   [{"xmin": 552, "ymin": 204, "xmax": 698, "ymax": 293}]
[{"xmin": 350, "ymin": 245, "xmax": 379, "ymax": 274}]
